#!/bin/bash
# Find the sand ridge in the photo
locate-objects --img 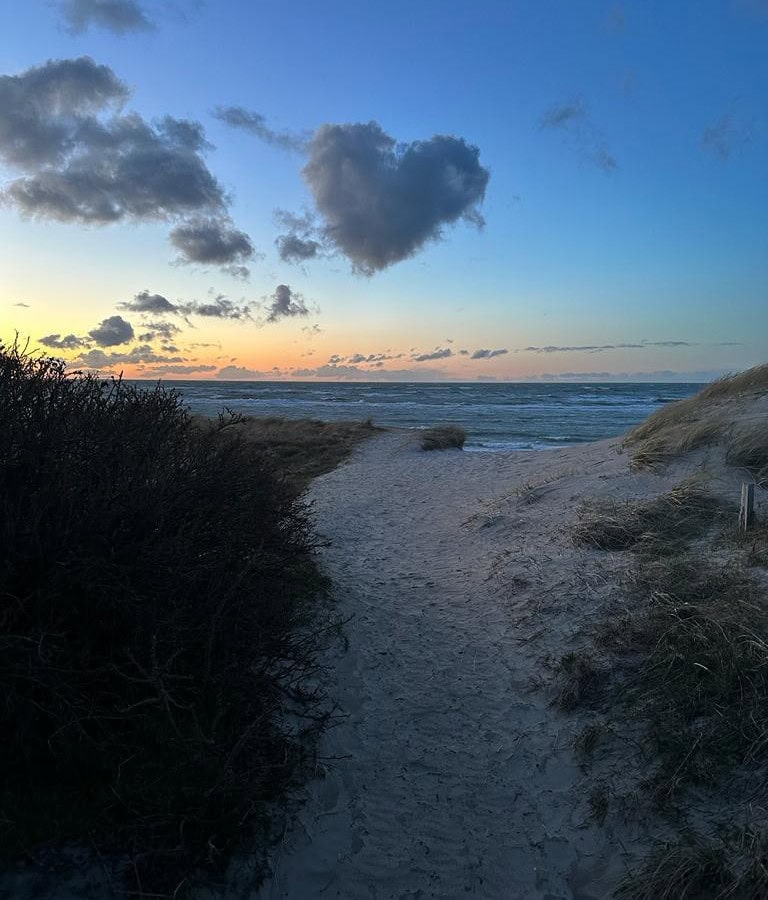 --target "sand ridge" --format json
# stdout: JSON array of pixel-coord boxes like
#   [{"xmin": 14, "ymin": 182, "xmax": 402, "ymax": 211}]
[{"xmin": 256, "ymin": 430, "xmax": 699, "ymax": 900}]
